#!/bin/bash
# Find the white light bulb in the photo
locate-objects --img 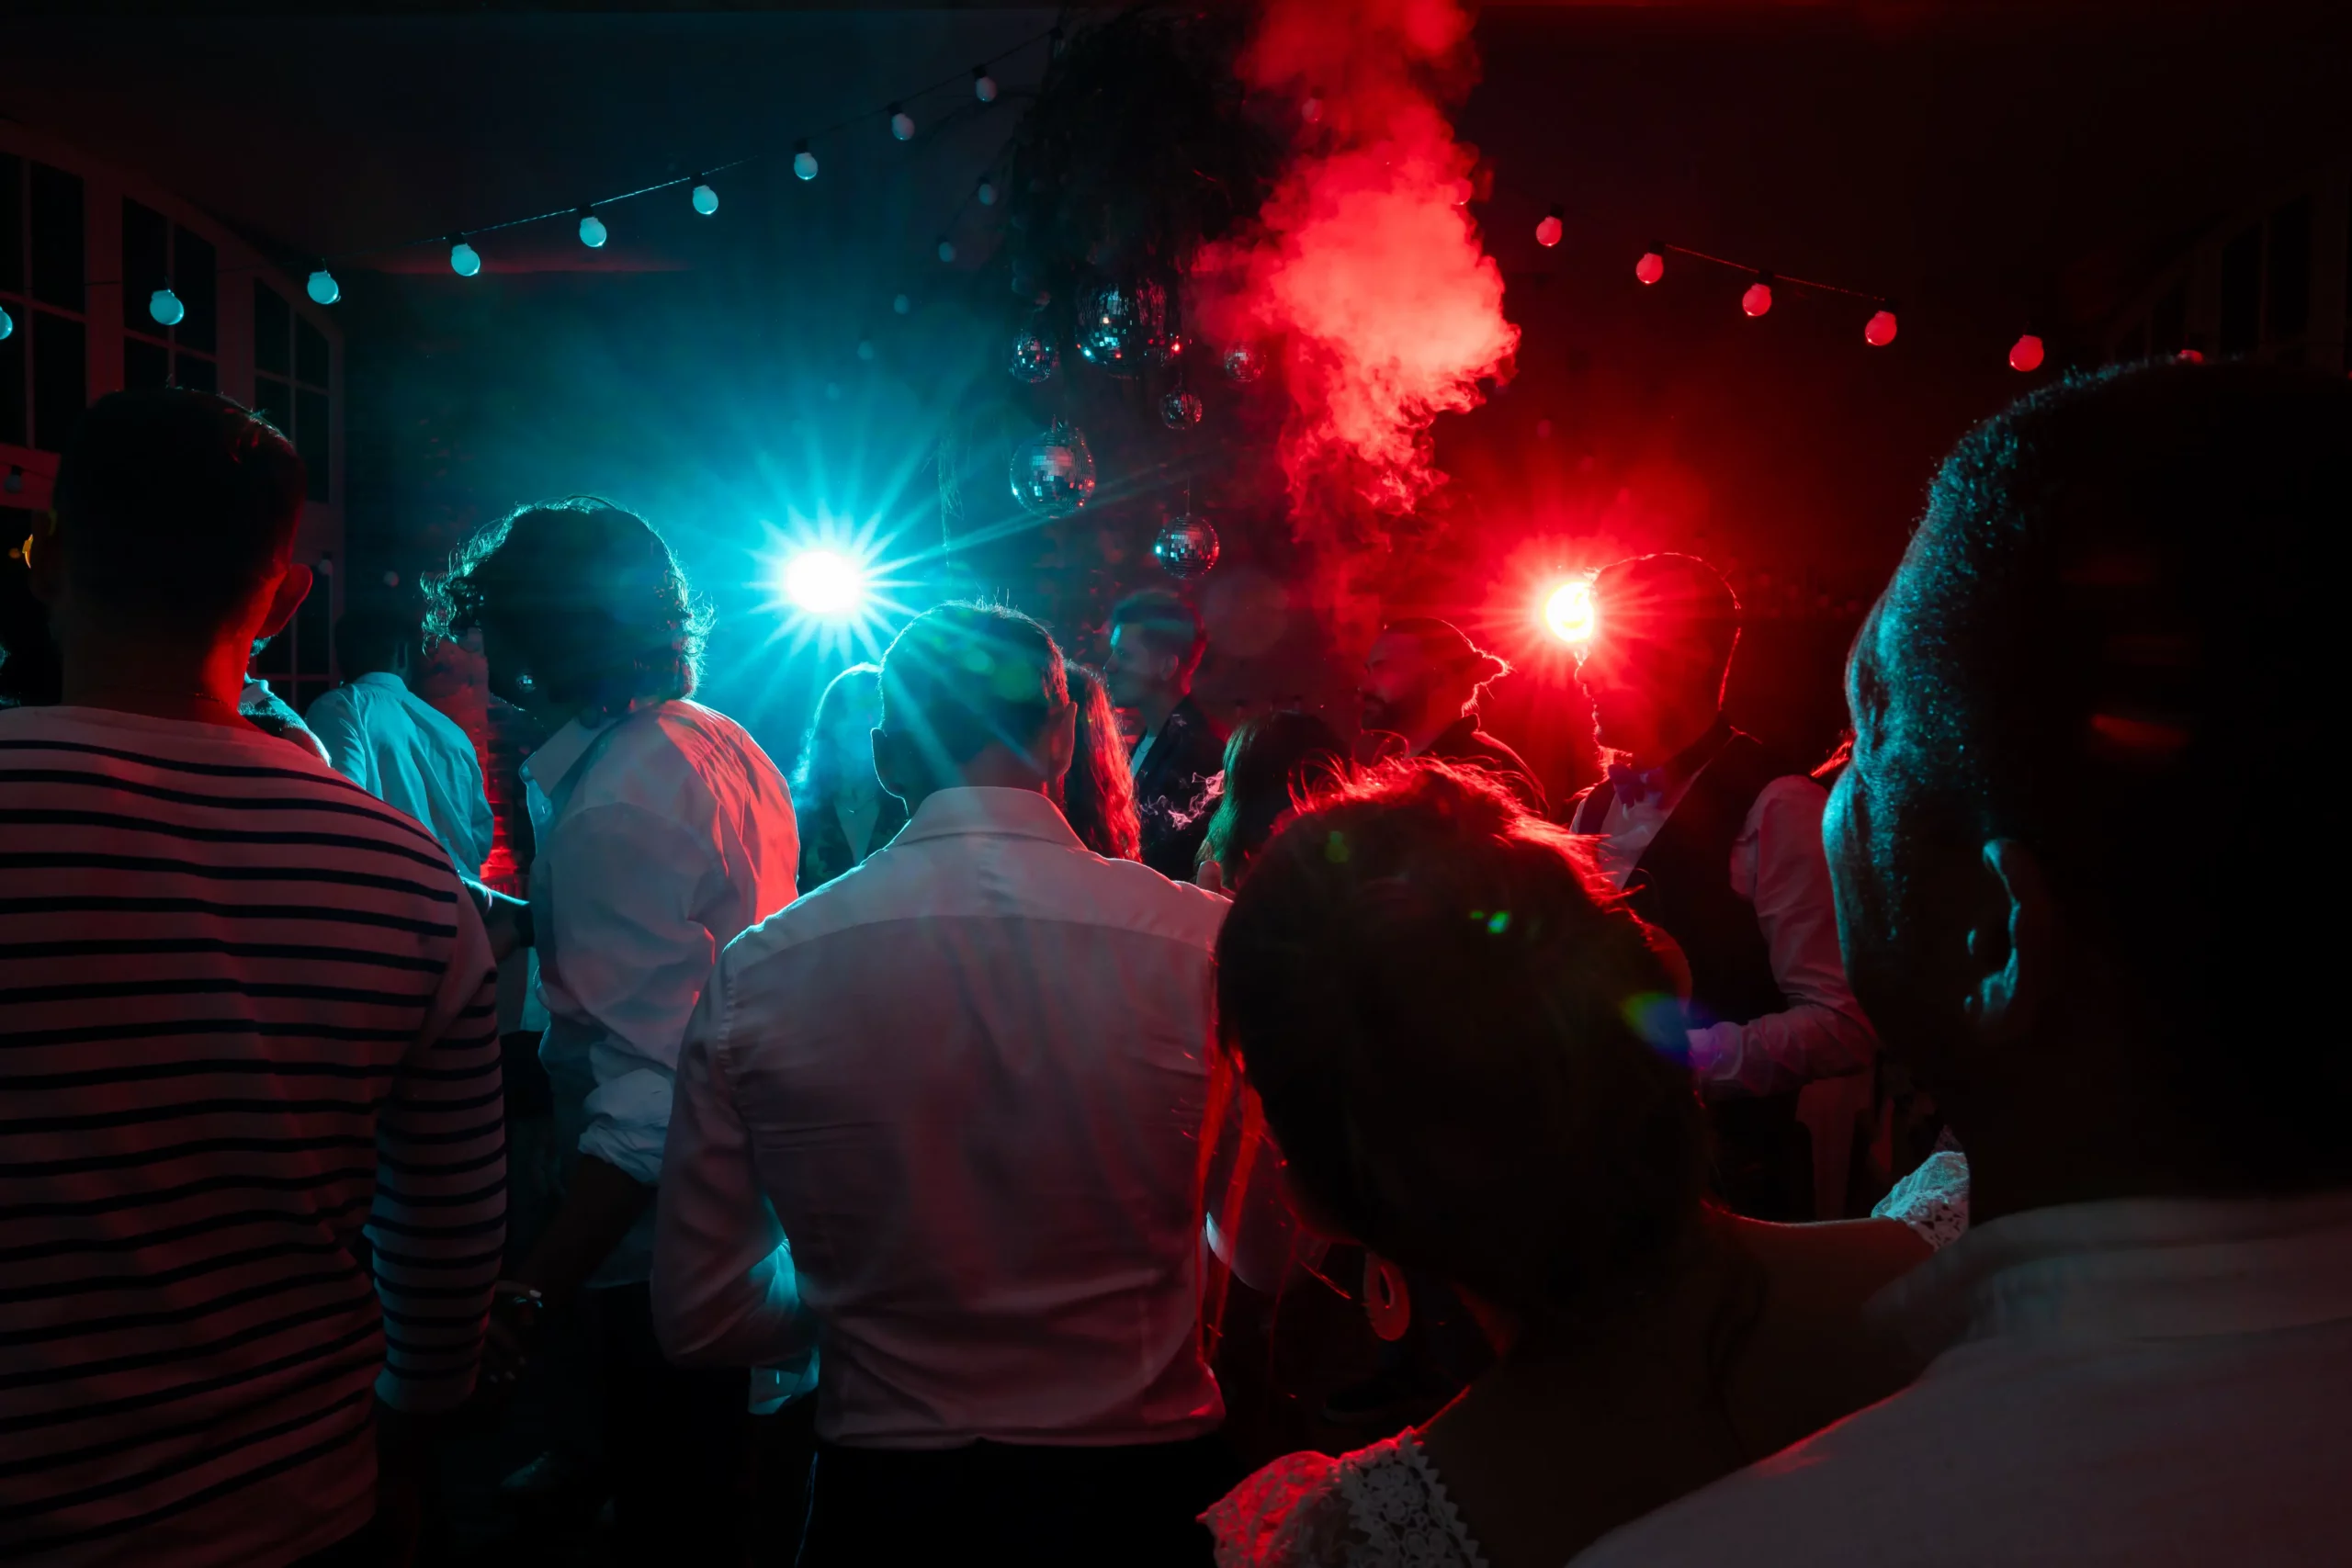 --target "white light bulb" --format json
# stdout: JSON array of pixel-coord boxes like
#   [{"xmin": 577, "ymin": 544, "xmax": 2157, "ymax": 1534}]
[
  {"xmin": 692, "ymin": 183, "xmax": 718, "ymax": 216},
  {"xmin": 579, "ymin": 212, "xmax": 607, "ymax": 248},
  {"xmin": 149, "ymin": 288, "xmax": 186, "ymax": 327},
  {"xmin": 450, "ymin": 241, "xmax": 481, "ymax": 277},
  {"xmin": 307, "ymin": 270, "xmax": 340, "ymax": 306},
  {"xmin": 889, "ymin": 106, "xmax": 914, "ymax": 141},
  {"xmin": 0, "ymin": 304, "xmax": 15, "ymax": 342},
  {"xmin": 793, "ymin": 145, "xmax": 819, "ymax": 181}
]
